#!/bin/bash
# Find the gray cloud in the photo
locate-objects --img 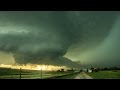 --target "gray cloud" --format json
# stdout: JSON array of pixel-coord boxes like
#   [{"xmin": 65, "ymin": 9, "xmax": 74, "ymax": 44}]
[
  {"xmin": 0, "ymin": 11, "xmax": 119, "ymax": 68},
  {"xmin": 0, "ymin": 11, "xmax": 80, "ymax": 68},
  {"xmin": 65, "ymin": 11, "xmax": 120, "ymax": 67}
]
